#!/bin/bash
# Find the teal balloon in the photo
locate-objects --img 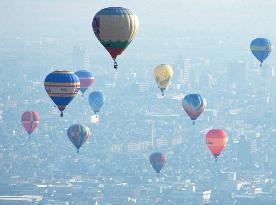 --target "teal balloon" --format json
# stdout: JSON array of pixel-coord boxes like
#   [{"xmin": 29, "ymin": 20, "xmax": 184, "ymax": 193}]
[
  {"xmin": 88, "ymin": 91, "xmax": 104, "ymax": 114},
  {"xmin": 67, "ymin": 124, "xmax": 90, "ymax": 153}
]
